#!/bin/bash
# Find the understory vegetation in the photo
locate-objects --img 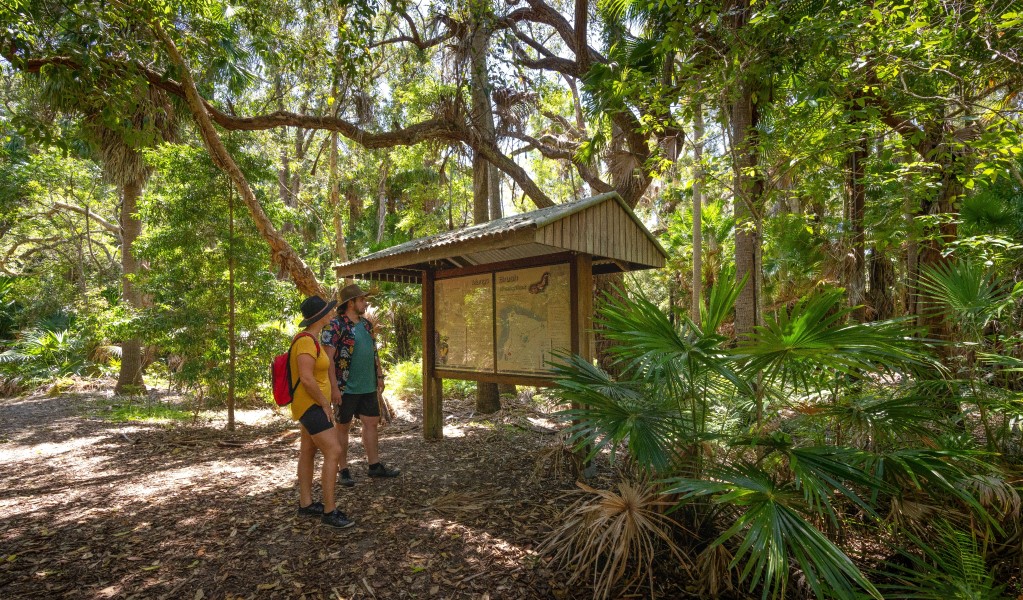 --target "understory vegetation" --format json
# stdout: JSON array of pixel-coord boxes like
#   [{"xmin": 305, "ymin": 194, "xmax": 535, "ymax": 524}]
[{"xmin": 546, "ymin": 273, "xmax": 1023, "ymax": 599}]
